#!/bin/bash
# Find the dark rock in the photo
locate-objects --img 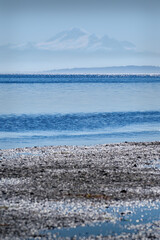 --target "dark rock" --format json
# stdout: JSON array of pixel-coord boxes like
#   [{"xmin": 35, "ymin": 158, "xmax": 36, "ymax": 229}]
[{"xmin": 121, "ymin": 189, "xmax": 127, "ymax": 193}]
